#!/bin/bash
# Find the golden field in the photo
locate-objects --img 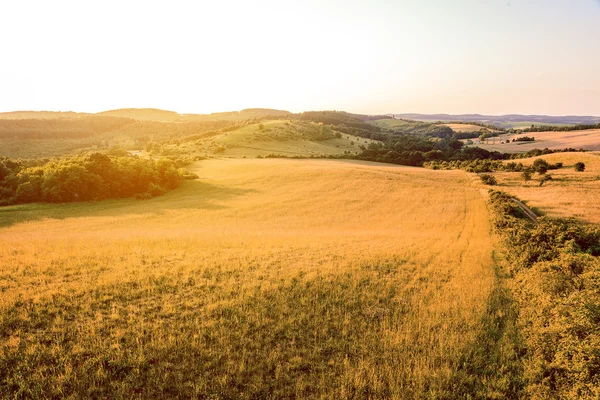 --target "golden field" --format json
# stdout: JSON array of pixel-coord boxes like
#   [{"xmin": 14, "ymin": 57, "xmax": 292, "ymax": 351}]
[
  {"xmin": 495, "ymin": 152, "xmax": 600, "ymax": 223},
  {"xmin": 440, "ymin": 123, "xmax": 495, "ymax": 133},
  {"xmin": 0, "ymin": 159, "xmax": 506, "ymax": 398},
  {"xmin": 475, "ymin": 129, "xmax": 600, "ymax": 152}
]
